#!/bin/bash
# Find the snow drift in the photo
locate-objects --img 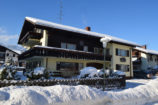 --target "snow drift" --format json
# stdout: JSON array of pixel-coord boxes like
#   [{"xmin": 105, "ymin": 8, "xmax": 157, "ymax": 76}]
[
  {"xmin": 1, "ymin": 77, "xmax": 158, "ymax": 105},
  {"xmin": 0, "ymin": 85, "xmax": 111, "ymax": 105}
]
